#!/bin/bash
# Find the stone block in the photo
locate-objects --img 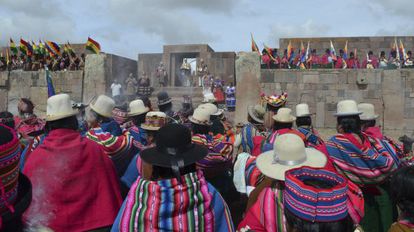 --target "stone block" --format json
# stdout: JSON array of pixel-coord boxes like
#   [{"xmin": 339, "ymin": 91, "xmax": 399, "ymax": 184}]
[
  {"xmin": 319, "ymin": 73, "xmax": 339, "ymax": 84},
  {"xmin": 383, "ymin": 93, "xmax": 405, "ymax": 130},
  {"xmin": 0, "ymin": 72, "xmax": 8, "ymax": 87},
  {"xmin": 338, "ymin": 89, "xmax": 345, "ymax": 97},
  {"xmin": 0, "ymin": 90, "xmax": 7, "ymax": 112},
  {"xmin": 303, "ymin": 74, "xmax": 319, "ymax": 84},
  {"xmin": 382, "ymin": 70, "xmax": 403, "ymax": 94},
  {"xmin": 347, "ymin": 71, "xmax": 357, "ymax": 84},
  {"xmin": 261, "ymin": 70, "xmax": 274, "ymax": 83}
]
